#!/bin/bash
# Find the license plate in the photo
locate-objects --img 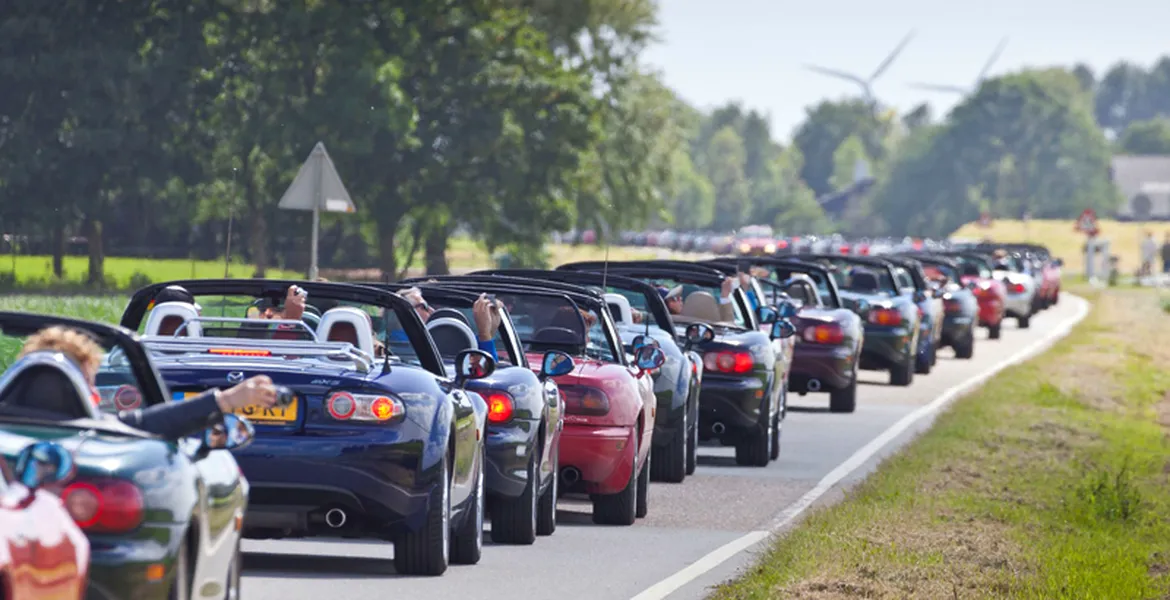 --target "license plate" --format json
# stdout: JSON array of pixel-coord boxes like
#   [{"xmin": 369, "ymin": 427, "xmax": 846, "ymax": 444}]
[{"xmin": 172, "ymin": 391, "xmax": 298, "ymax": 423}]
